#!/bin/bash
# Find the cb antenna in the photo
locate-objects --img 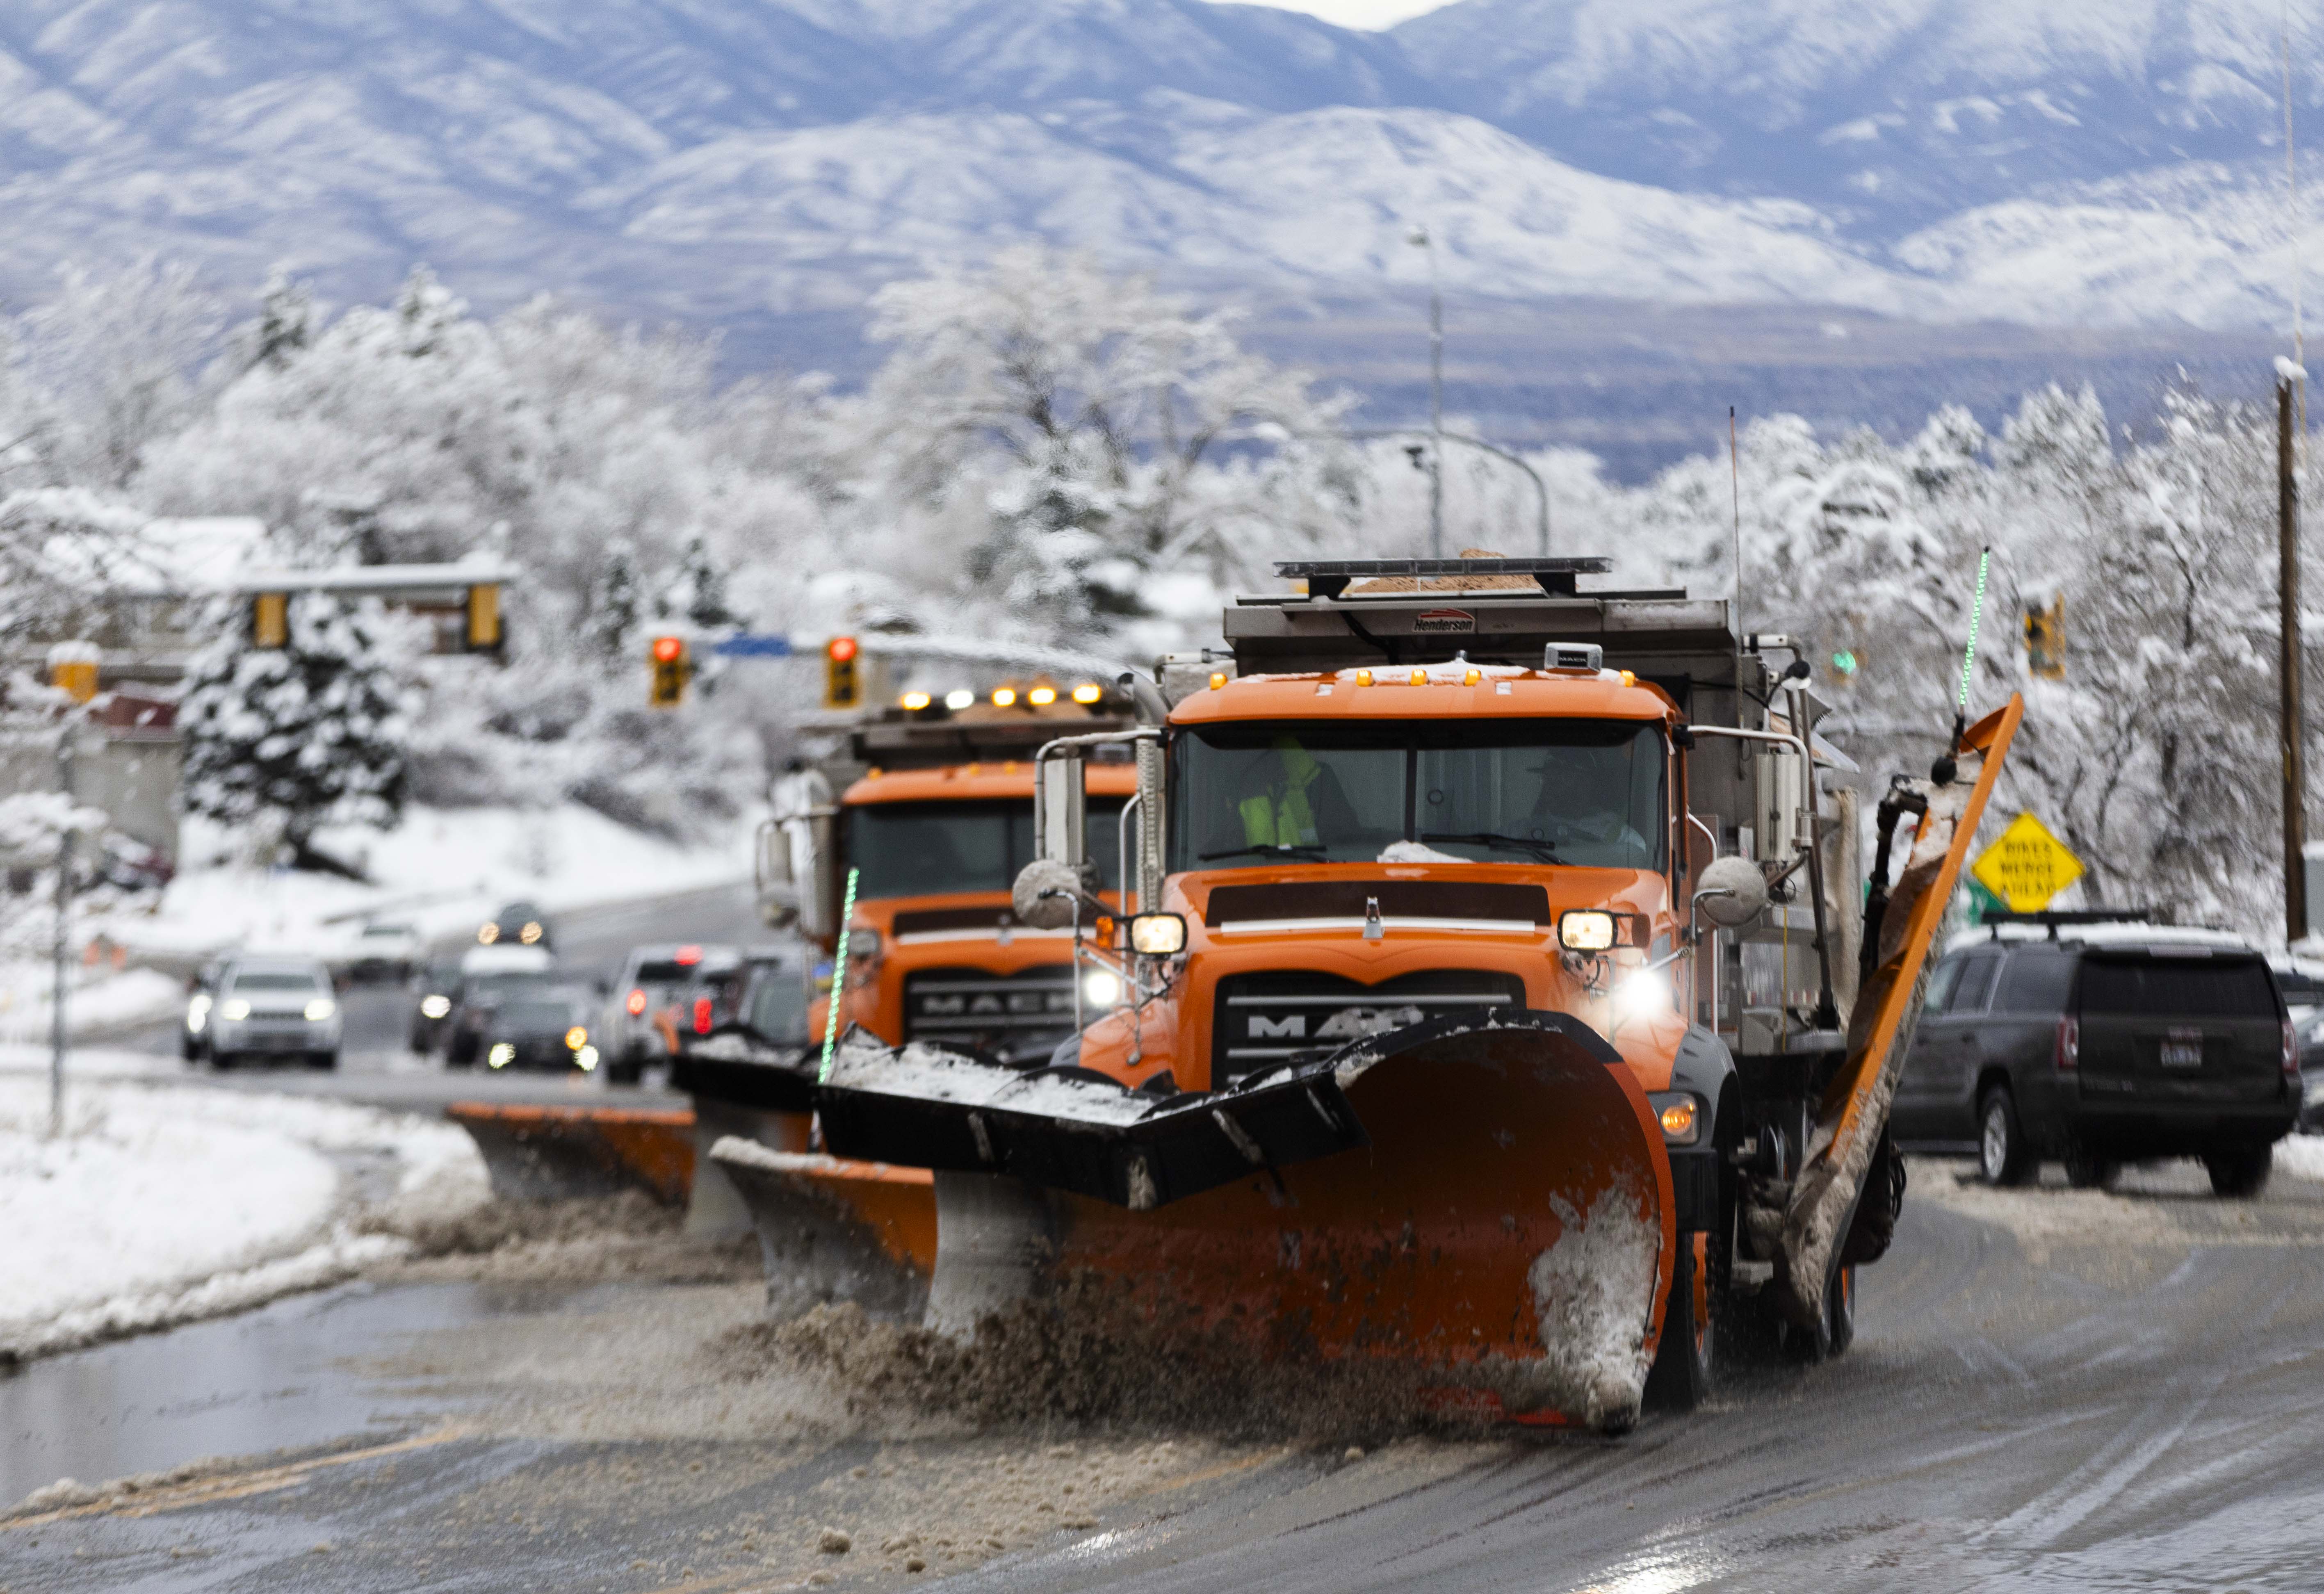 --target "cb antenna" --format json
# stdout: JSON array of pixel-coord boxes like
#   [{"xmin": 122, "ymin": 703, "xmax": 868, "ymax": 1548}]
[
  {"xmin": 1730, "ymin": 407, "xmax": 1747, "ymax": 781},
  {"xmin": 1934, "ymin": 545, "xmax": 1991, "ymax": 784}
]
